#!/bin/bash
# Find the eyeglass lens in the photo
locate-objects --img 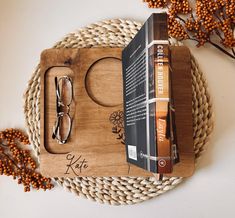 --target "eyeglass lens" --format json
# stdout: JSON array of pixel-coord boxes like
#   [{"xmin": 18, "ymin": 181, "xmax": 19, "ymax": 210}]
[
  {"xmin": 57, "ymin": 77, "xmax": 73, "ymax": 106},
  {"xmin": 54, "ymin": 113, "xmax": 71, "ymax": 143}
]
